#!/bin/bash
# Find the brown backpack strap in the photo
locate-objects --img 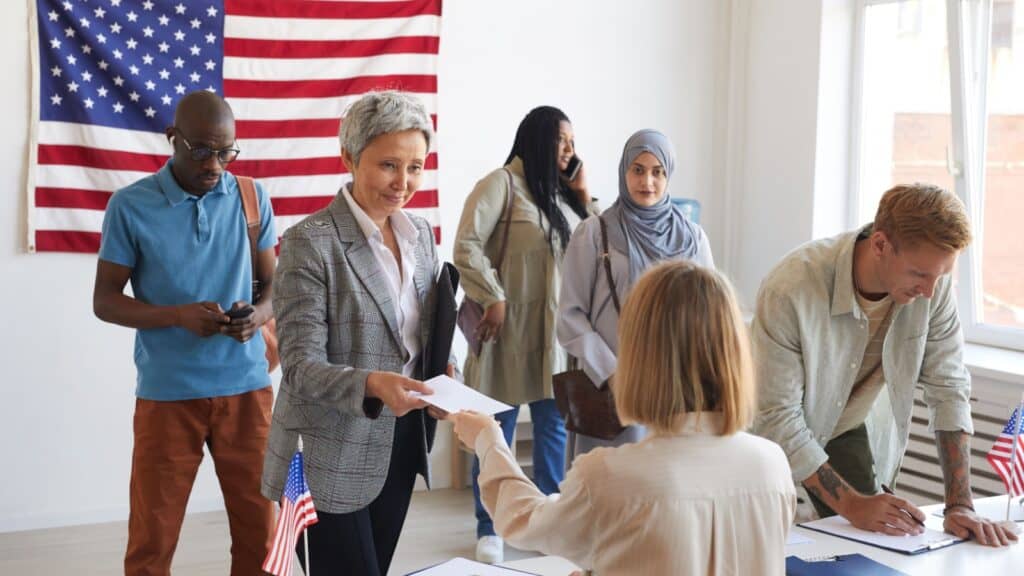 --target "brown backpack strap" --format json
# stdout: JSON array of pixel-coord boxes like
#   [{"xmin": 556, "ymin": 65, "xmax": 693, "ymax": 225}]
[
  {"xmin": 493, "ymin": 169, "xmax": 515, "ymax": 279},
  {"xmin": 236, "ymin": 175, "xmax": 261, "ymax": 302},
  {"xmin": 598, "ymin": 216, "xmax": 621, "ymax": 314}
]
